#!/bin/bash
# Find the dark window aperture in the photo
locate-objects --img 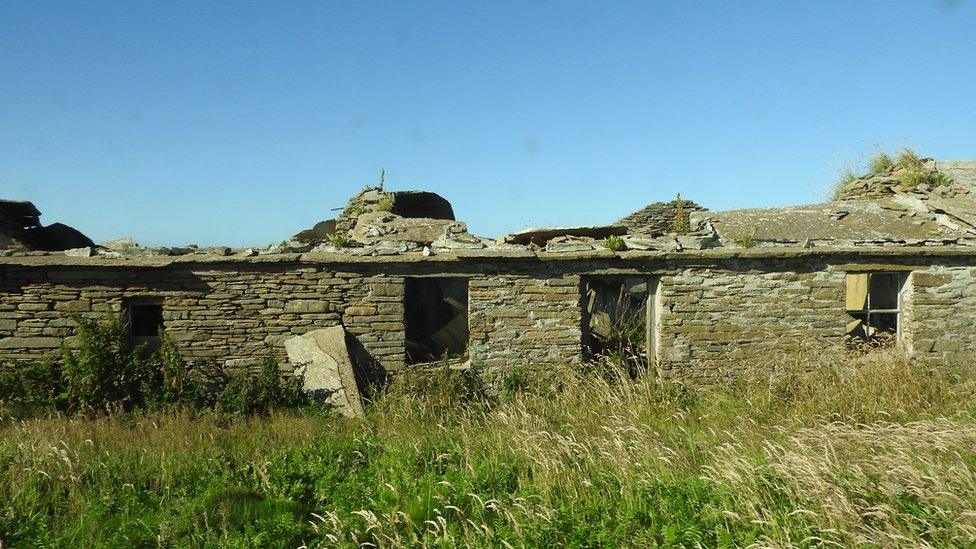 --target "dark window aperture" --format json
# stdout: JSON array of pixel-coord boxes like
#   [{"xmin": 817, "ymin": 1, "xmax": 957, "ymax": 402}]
[
  {"xmin": 582, "ymin": 276, "xmax": 651, "ymax": 368},
  {"xmin": 130, "ymin": 303, "xmax": 164, "ymax": 338},
  {"xmin": 404, "ymin": 278, "xmax": 469, "ymax": 365},
  {"xmin": 845, "ymin": 272, "xmax": 906, "ymax": 342}
]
